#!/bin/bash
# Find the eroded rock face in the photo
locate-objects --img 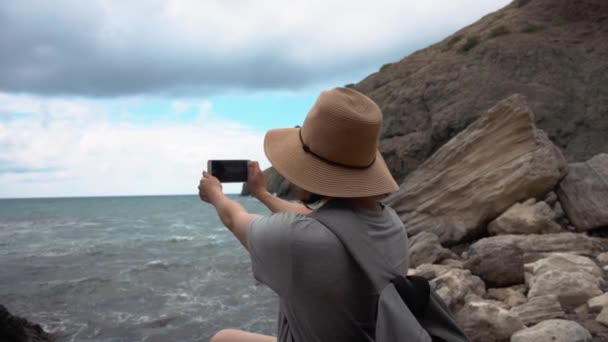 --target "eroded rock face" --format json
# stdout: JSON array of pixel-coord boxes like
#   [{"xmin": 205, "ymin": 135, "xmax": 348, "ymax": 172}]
[
  {"xmin": 557, "ymin": 154, "xmax": 608, "ymax": 232},
  {"xmin": 355, "ymin": 0, "xmax": 608, "ymax": 184},
  {"xmin": 384, "ymin": 95, "xmax": 567, "ymax": 245},
  {"xmin": 510, "ymin": 319, "xmax": 592, "ymax": 342},
  {"xmin": 455, "ymin": 300, "xmax": 525, "ymax": 342},
  {"xmin": 488, "ymin": 198, "xmax": 562, "ymax": 235},
  {"xmin": 511, "ymin": 295, "xmax": 565, "ymax": 326}
]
